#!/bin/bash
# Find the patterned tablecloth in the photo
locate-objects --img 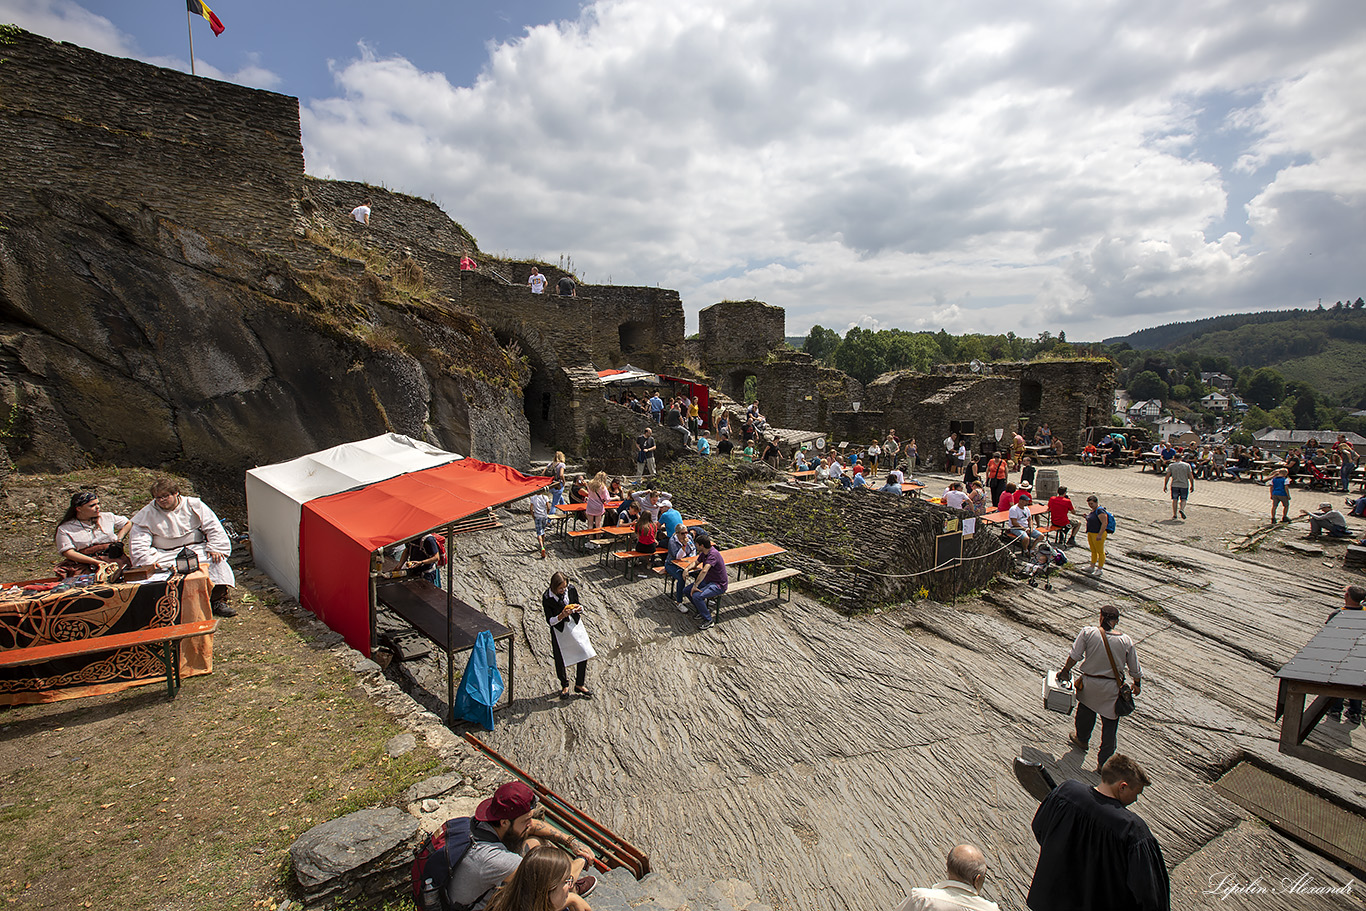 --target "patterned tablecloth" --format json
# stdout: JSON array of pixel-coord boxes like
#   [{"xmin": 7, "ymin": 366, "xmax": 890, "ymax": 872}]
[{"xmin": 0, "ymin": 569, "xmax": 213, "ymax": 705}]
